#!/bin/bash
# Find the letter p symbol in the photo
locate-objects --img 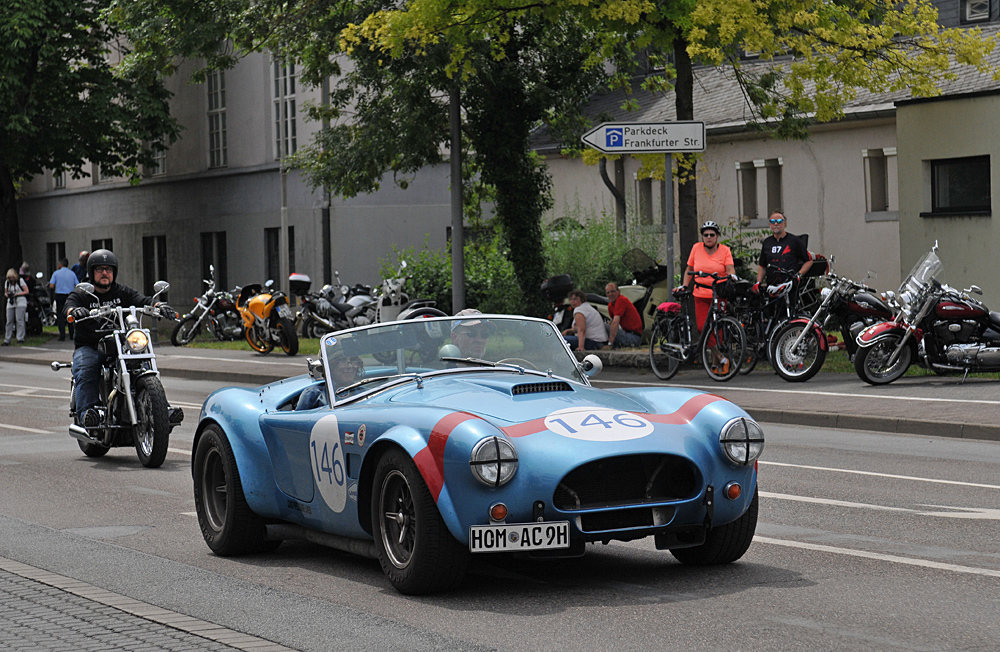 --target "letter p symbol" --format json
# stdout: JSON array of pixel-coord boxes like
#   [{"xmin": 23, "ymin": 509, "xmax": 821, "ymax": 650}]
[{"xmin": 606, "ymin": 128, "xmax": 623, "ymax": 148}]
